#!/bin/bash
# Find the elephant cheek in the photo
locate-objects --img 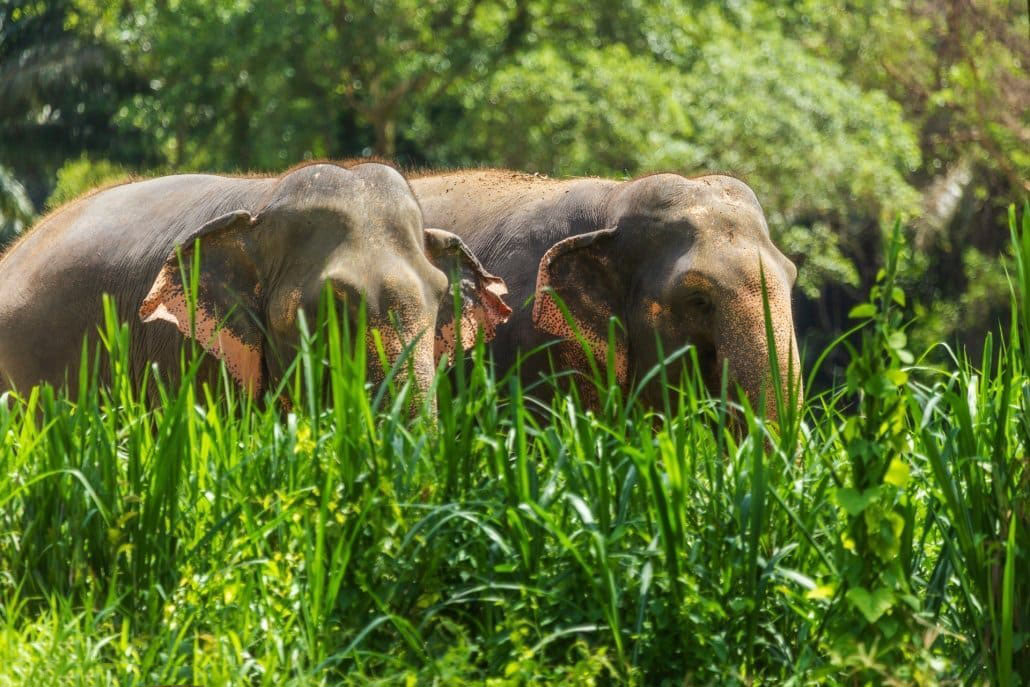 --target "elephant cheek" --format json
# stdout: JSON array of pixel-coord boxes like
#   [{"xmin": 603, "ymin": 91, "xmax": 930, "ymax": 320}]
[{"xmin": 265, "ymin": 288, "xmax": 305, "ymax": 385}]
